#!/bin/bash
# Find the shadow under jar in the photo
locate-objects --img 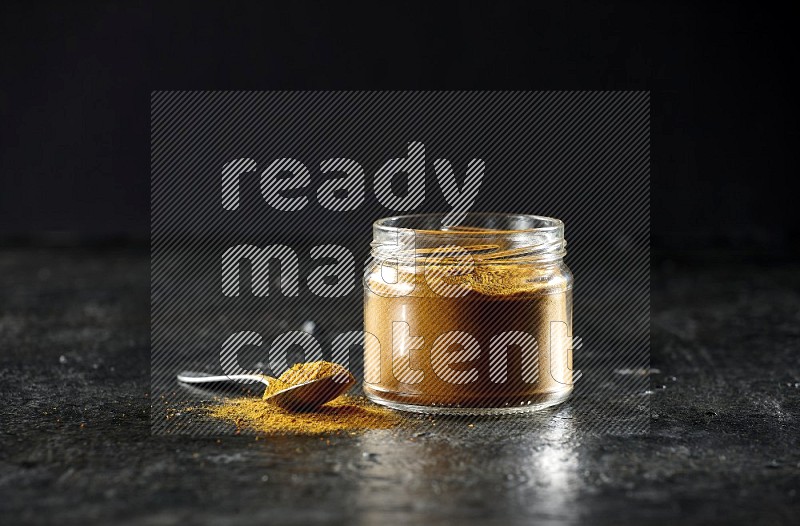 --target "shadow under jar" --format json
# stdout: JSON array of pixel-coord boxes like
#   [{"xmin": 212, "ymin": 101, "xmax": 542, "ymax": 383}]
[{"xmin": 363, "ymin": 213, "xmax": 575, "ymax": 415}]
